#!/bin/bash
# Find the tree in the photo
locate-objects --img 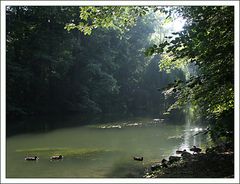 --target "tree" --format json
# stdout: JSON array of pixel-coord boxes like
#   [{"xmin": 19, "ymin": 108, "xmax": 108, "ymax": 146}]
[
  {"xmin": 7, "ymin": 6, "xmax": 175, "ymax": 119},
  {"xmin": 147, "ymin": 6, "xmax": 234, "ymax": 141},
  {"xmin": 65, "ymin": 6, "xmax": 149, "ymax": 35},
  {"xmin": 74, "ymin": 6, "xmax": 235, "ymax": 141},
  {"xmin": 6, "ymin": 6, "xmax": 122, "ymax": 117}
]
